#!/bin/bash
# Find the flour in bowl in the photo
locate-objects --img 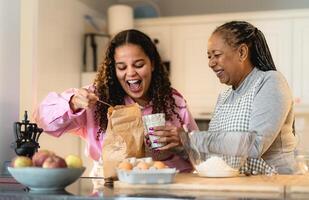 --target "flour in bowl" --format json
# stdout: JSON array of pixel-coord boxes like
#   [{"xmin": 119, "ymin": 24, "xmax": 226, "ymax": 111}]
[{"xmin": 196, "ymin": 156, "xmax": 239, "ymax": 177}]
